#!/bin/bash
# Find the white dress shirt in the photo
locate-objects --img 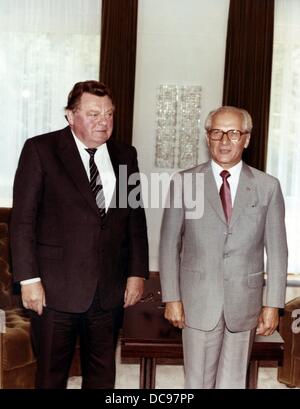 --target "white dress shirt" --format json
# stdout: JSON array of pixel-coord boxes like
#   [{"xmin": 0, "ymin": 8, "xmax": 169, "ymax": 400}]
[
  {"xmin": 21, "ymin": 132, "xmax": 116, "ymax": 286},
  {"xmin": 72, "ymin": 132, "xmax": 116, "ymax": 211},
  {"xmin": 211, "ymin": 159, "xmax": 243, "ymax": 205}
]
